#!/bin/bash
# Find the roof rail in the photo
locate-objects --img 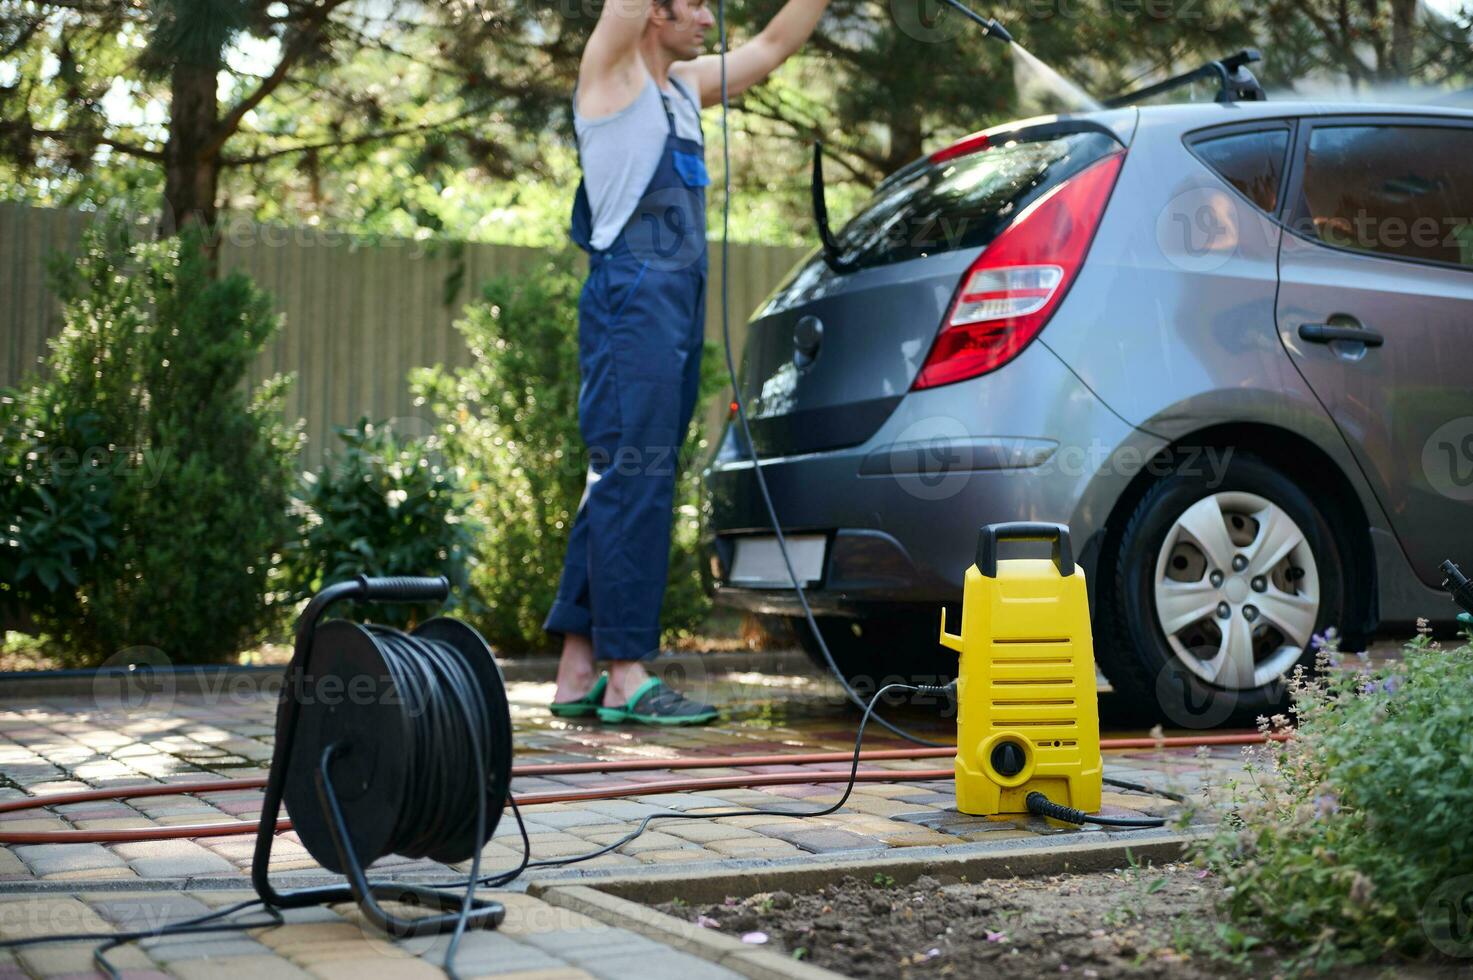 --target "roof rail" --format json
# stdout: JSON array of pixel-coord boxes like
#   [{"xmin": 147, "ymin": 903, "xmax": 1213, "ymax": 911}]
[{"xmin": 1103, "ymin": 49, "xmax": 1266, "ymax": 108}]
